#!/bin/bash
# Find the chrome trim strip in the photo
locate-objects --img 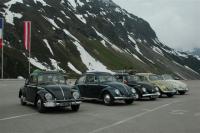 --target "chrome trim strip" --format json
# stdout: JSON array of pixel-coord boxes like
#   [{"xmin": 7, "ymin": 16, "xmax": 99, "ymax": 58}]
[{"xmin": 58, "ymin": 84, "xmax": 66, "ymax": 100}]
